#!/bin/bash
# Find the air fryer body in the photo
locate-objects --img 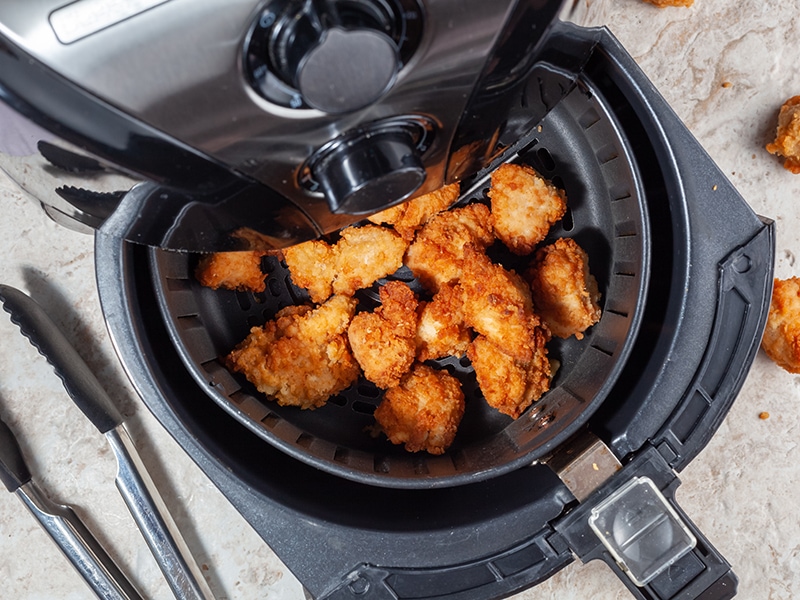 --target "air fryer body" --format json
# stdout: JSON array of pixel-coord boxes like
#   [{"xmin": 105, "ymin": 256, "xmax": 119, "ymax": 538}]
[{"xmin": 0, "ymin": 0, "xmax": 575, "ymax": 251}]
